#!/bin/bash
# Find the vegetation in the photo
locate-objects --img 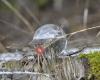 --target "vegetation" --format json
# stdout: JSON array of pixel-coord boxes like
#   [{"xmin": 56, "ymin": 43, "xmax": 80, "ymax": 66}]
[
  {"xmin": 35, "ymin": 0, "xmax": 53, "ymax": 10},
  {"xmin": 35, "ymin": 0, "xmax": 48, "ymax": 7},
  {"xmin": 0, "ymin": 0, "xmax": 18, "ymax": 11},
  {"xmin": 79, "ymin": 51, "xmax": 100, "ymax": 80}
]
